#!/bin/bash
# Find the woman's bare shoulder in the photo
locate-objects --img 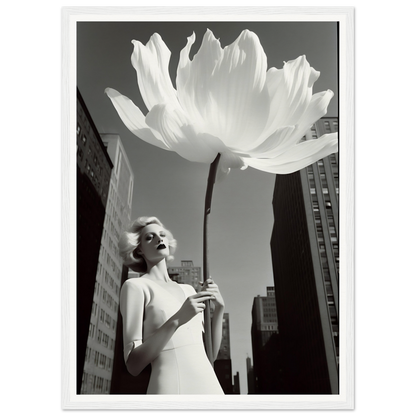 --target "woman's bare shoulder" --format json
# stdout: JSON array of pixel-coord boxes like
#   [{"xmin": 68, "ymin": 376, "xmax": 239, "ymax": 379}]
[{"xmin": 121, "ymin": 276, "xmax": 151, "ymax": 291}]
